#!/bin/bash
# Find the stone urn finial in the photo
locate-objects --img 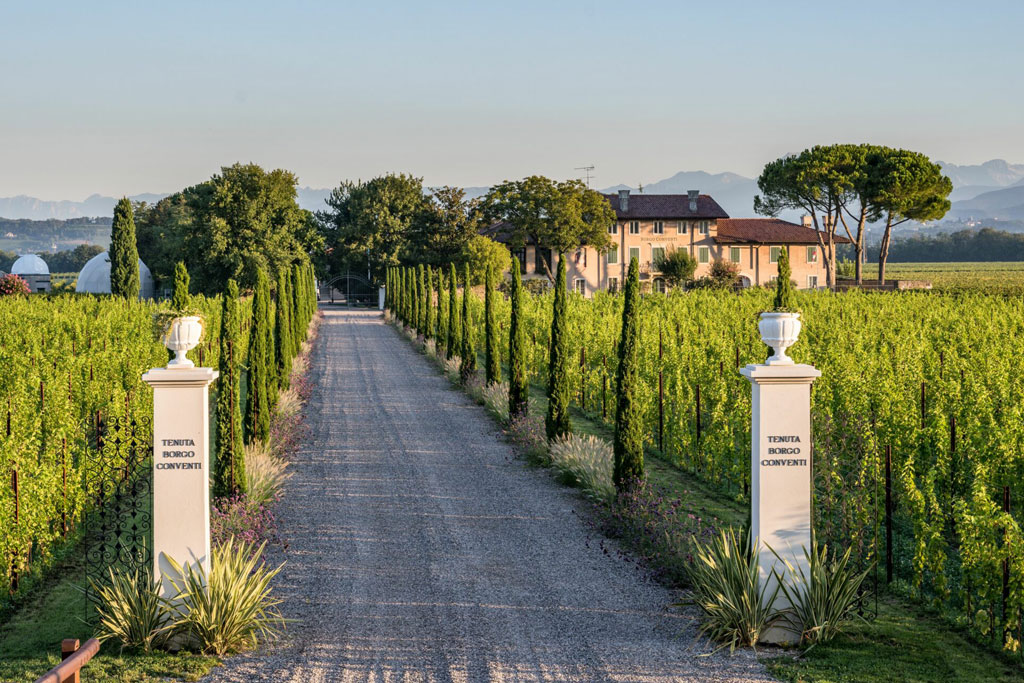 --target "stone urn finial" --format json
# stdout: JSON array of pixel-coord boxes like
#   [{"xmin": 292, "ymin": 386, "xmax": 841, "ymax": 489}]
[
  {"xmin": 758, "ymin": 311, "xmax": 802, "ymax": 365},
  {"xmin": 164, "ymin": 316, "xmax": 203, "ymax": 368}
]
